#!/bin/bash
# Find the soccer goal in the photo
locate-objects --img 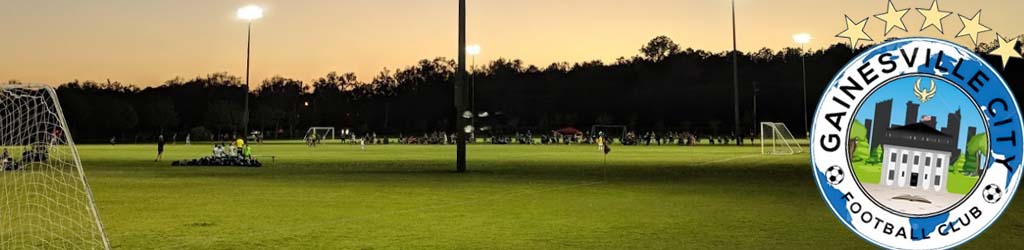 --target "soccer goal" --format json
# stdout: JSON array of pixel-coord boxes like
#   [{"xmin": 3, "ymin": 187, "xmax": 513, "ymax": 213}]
[
  {"xmin": 760, "ymin": 122, "xmax": 803, "ymax": 155},
  {"xmin": 0, "ymin": 85, "xmax": 110, "ymax": 249},
  {"xmin": 304, "ymin": 127, "xmax": 335, "ymax": 141}
]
